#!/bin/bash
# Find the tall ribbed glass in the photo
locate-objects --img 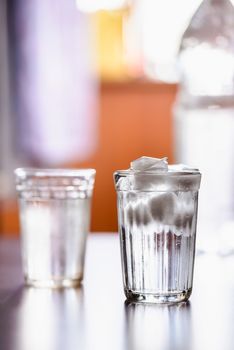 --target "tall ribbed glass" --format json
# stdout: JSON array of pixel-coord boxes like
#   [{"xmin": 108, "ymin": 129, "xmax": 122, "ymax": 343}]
[{"xmin": 114, "ymin": 168, "xmax": 201, "ymax": 303}]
